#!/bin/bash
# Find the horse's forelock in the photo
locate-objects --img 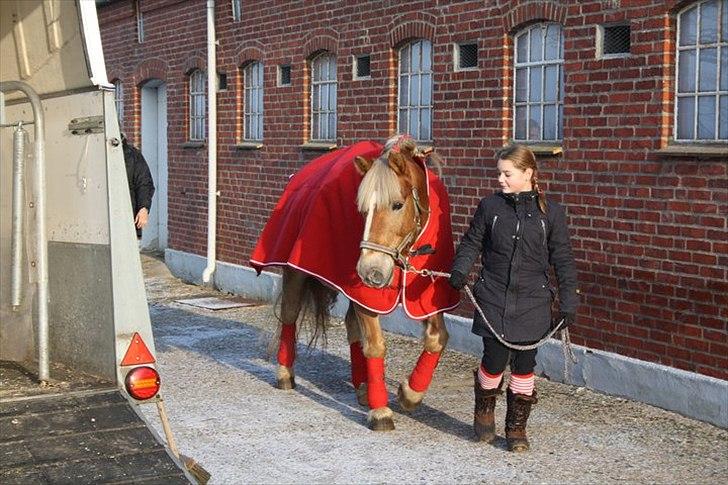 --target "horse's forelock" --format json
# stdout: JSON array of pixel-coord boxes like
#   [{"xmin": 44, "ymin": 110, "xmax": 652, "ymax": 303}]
[{"xmin": 356, "ymin": 159, "xmax": 402, "ymax": 213}]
